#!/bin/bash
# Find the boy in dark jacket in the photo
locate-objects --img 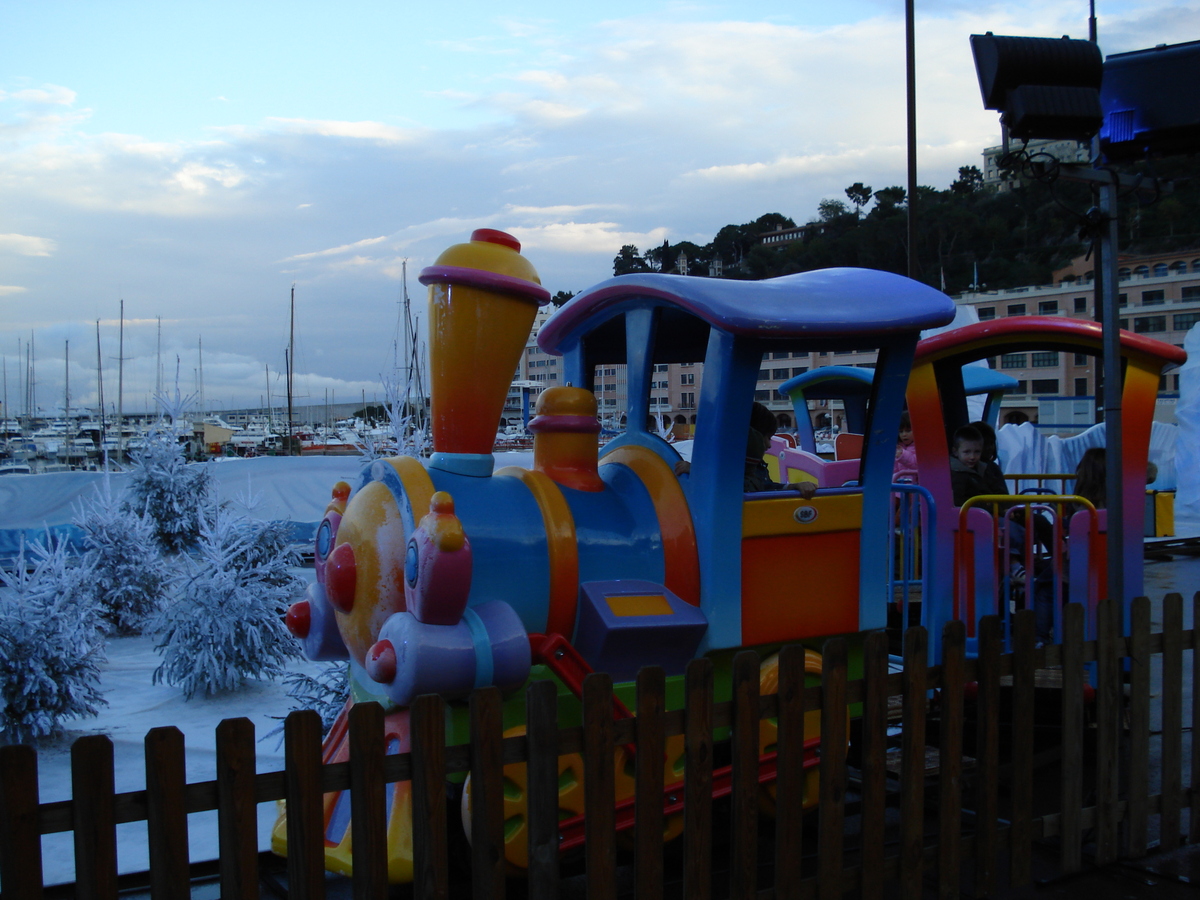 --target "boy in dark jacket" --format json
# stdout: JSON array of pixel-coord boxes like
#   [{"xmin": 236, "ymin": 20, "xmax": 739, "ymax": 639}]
[{"xmin": 949, "ymin": 425, "xmax": 1008, "ymax": 507}]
